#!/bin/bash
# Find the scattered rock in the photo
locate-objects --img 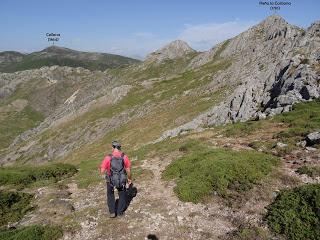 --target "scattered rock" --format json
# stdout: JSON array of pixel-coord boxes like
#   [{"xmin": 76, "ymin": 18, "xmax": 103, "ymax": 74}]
[
  {"xmin": 297, "ymin": 140, "xmax": 307, "ymax": 148},
  {"xmin": 306, "ymin": 147, "xmax": 318, "ymax": 152},
  {"xmin": 277, "ymin": 142, "xmax": 288, "ymax": 148},
  {"xmin": 257, "ymin": 112, "xmax": 267, "ymax": 120}
]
